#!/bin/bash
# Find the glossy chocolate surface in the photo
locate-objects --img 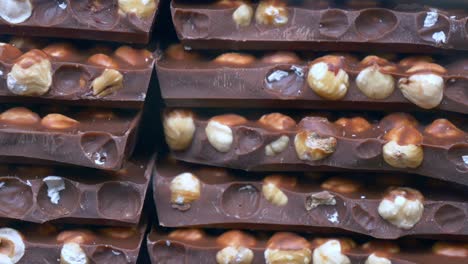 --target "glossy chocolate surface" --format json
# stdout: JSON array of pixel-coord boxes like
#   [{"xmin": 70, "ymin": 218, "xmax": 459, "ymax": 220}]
[
  {"xmin": 0, "ymin": 106, "xmax": 141, "ymax": 170},
  {"xmin": 157, "ymin": 48, "xmax": 468, "ymax": 114},
  {"xmin": 147, "ymin": 227, "xmax": 468, "ymax": 264},
  {"xmin": 172, "ymin": 0, "xmax": 468, "ymax": 52},
  {"xmin": 0, "ymin": 0, "xmax": 160, "ymax": 43}
]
